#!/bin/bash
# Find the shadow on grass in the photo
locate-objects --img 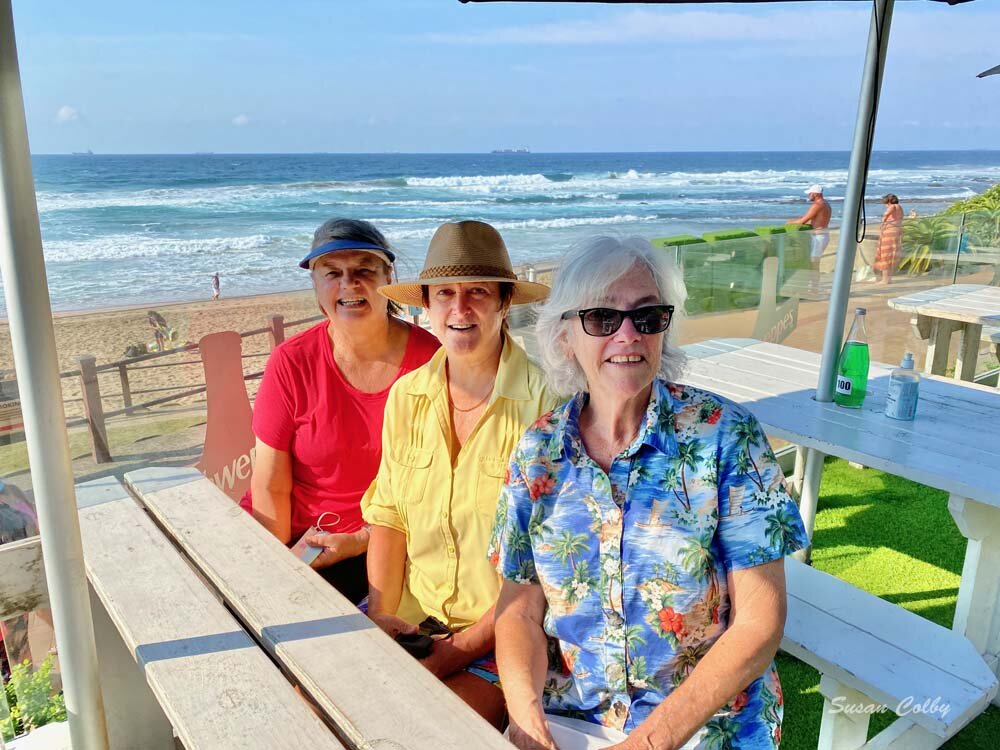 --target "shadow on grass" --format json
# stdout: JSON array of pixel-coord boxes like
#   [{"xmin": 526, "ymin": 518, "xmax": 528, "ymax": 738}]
[{"xmin": 811, "ymin": 458, "xmax": 966, "ymax": 580}]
